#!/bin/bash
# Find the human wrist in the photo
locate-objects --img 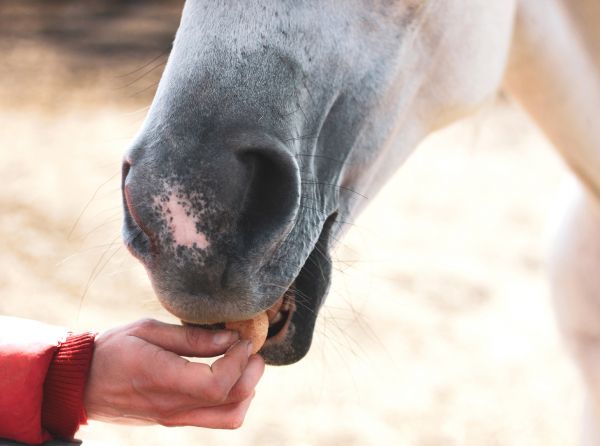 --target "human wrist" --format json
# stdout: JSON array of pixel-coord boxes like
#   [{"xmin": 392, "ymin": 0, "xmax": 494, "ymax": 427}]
[{"xmin": 41, "ymin": 331, "xmax": 97, "ymax": 439}]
